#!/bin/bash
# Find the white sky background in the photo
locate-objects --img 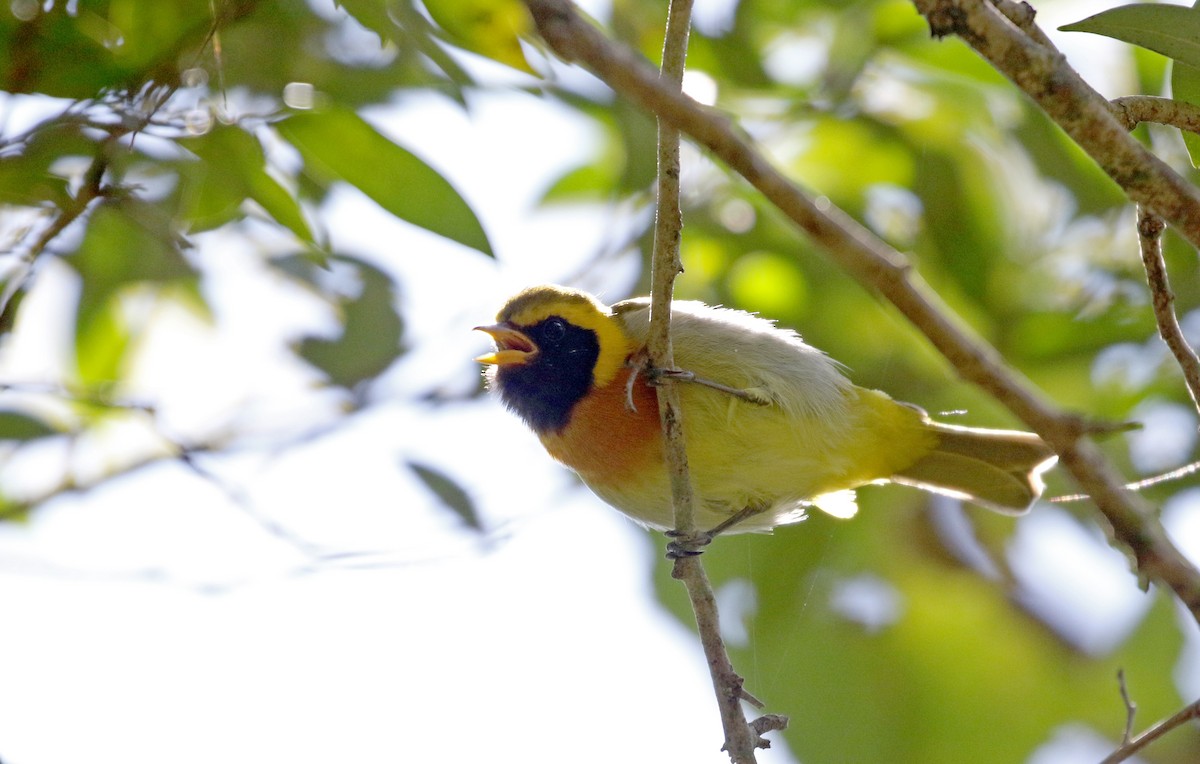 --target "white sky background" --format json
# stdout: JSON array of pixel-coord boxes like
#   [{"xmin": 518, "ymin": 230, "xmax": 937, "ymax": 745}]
[{"xmin": 0, "ymin": 1, "xmax": 1198, "ymax": 763}]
